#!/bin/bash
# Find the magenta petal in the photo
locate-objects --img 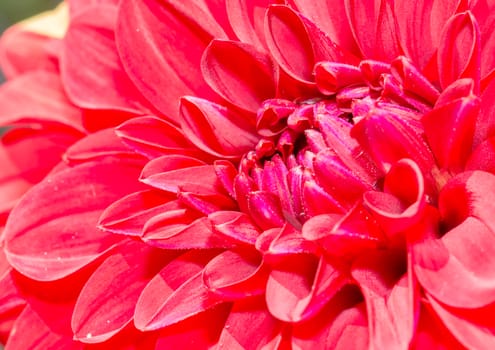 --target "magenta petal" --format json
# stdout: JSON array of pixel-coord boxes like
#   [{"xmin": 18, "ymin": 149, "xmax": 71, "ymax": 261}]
[
  {"xmin": 62, "ymin": 4, "xmax": 151, "ymax": 114},
  {"xmin": 414, "ymin": 216, "xmax": 495, "ymax": 308},
  {"xmin": 98, "ymin": 190, "xmax": 174, "ymax": 236},
  {"xmin": 475, "ymin": 76, "xmax": 495, "ymax": 147},
  {"xmin": 217, "ymin": 297, "xmax": 282, "ymax": 349},
  {"xmin": 203, "ymin": 249, "xmax": 268, "ymax": 298},
  {"xmin": 265, "ymin": 254, "xmax": 347, "ymax": 322},
  {"xmin": 0, "ymin": 71, "xmax": 82, "ymax": 130},
  {"xmin": 201, "ymin": 39, "xmax": 276, "ymax": 113},
  {"xmin": 72, "ymin": 241, "xmax": 169, "ymax": 343},
  {"xmin": 438, "ymin": 11, "xmax": 481, "ymax": 92},
  {"xmin": 345, "ymin": 0, "xmax": 401, "ymax": 62},
  {"xmin": 180, "ymin": 96, "xmax": 258, "ymax": 158},
  {"xmin": 466, "ymin": 136, "xmax": 495, "ymax": 173},
  {"xmin": 134, "ymin": 251, "xmax": 224, "ymax": 331},
  {"xmin": 116, "ymin": 0, "xmax": 224, "ymax": 118},
  {"xmin": 247, "ymin": 191, "xmax": 285, "ymax": 230},
  {"xmin": 314, "ymin": 62, "xmax": 363, "ymax": 95},
  {"xmin": 3, "ymin": 158, "xmax": 144, "ymax": 281}
]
